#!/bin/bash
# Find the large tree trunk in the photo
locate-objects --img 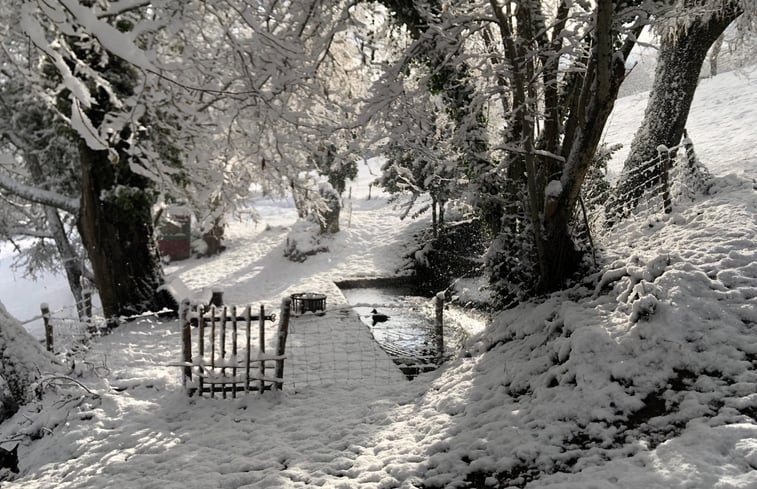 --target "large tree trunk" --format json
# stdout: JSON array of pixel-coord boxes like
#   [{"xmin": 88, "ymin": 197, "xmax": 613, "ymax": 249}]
[
  {"xmin": 612, "ymin": 7, "xmax": 739, "ymax": 218},
  {"xmin": 78, "ymin": 142, "xmax": 168, "ymax": 323}
]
